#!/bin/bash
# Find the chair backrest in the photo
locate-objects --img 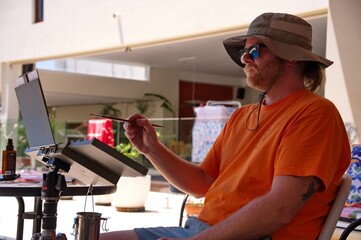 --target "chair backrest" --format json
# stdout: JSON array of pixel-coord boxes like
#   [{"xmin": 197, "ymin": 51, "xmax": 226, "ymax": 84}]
[
  {"xmin": 318, "ymin": 174, "xmax": 352, "ymax": 240},
  {"xmin": 179, "ymin": 194, "xmax": 189, "ymax": 226}
]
